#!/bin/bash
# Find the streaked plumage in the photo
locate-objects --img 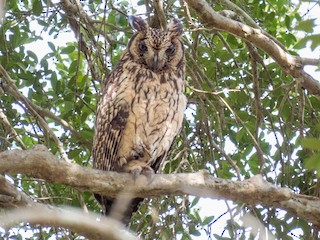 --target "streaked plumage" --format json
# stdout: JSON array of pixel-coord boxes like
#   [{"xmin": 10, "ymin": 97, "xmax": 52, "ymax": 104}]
[{"xmin": 92, "ymin": 16, "xmax": 186, "ymax": 225}]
